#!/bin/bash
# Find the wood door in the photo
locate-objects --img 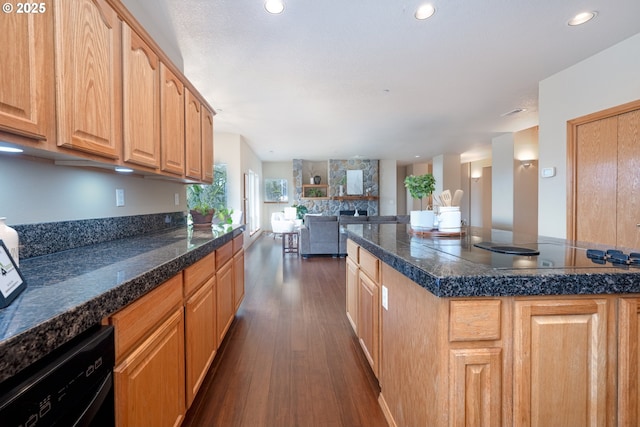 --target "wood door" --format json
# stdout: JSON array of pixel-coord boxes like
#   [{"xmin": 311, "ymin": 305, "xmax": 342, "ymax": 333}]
[
  {"xmin": 514, "ymin": 299, "xmax": 610, "ymax": 427},
  {"xmin": 184, "ymin": 277, "xmax": 216, "ymax": 408},
  {"xmin": 160, "ymin": 62, "xmax": 184, "ymax": 176},
  {"xmin": 358, "ymin": 270, "xmax": 380, "ymax": 377},
  {"xmin": 574, "ymin": 117, "xmax": 618, "ymax": 246},
  {"xmin": 616, "ymin": 109, "xmax": 640, "ymax": 249},
  {"xmin": 114, "ymin": 308, "xmax": 186, "ymax": 427},
  {"xmin": 346, "ymin": 256, "xmax": 358, "ymax": 334},
  {"xmin": 0, "ymin": 2, "xmax": 53, "ymax": 141},
  {"xmin": 201, "ymin": 106, "xmax": 214, "ymax": 183},
  {"xmin": 216, "ymin": 259, "xmax": 234, "ymax": 344},
  {"xmin": 233, "ymin": 250, "xmax": 245, "ymax": 311},
  {"xmin": 54, "ymin": 0, "xmax": 121, "ymax": 159},
  {"xmin": 185, "ymin": 88, "xmax": 202, "ymax": 180},
  {"xmin": 619, "ymin": 297, "xmax": 640, "ymax": 427},
  {"xmin": 122, "ymin": 23, "xmax": 160, "ymax": 168}
]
